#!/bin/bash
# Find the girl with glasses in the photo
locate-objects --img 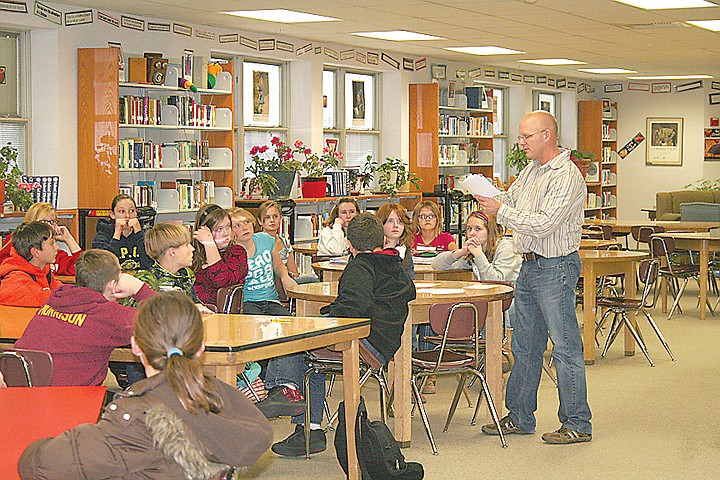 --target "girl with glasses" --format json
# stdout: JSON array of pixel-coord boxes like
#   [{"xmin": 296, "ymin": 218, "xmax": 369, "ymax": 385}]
[
  {"xmin": 191, "ymin": 204, "xmax": 248, "ymax": 309},
  {"xmin": 0, "ymin": 202, "xmax": 82, "ymax": 275},
  {"xmin": 412, "ymin": 201, "xmax": 457, "ymax": 252}
]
